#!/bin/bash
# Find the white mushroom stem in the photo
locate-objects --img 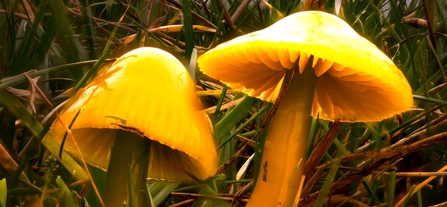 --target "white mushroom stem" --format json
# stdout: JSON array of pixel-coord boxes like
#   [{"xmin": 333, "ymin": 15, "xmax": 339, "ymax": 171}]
[{"xmin": 247, "ymin": 57, "xmax": 317, "ymax": 207}]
